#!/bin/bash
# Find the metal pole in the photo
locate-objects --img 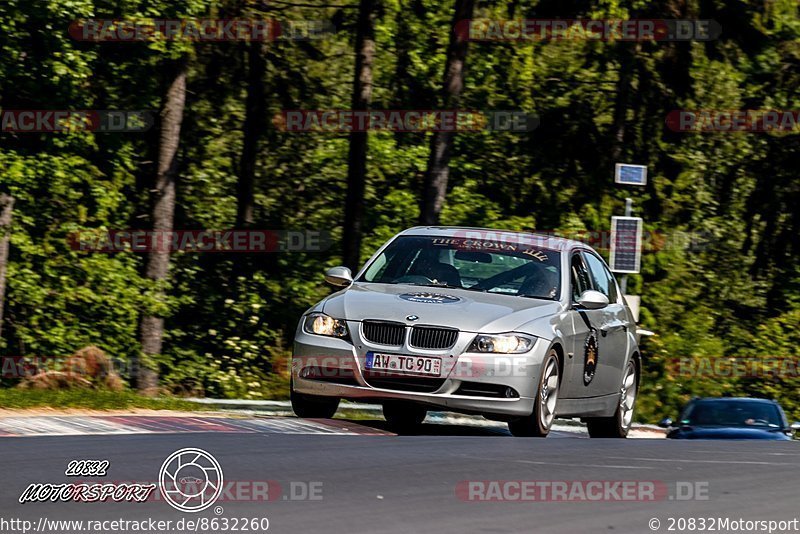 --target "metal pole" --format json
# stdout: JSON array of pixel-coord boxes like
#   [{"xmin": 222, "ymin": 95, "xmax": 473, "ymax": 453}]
[{"xmin": 620, "ymin": 198, "xmax": 633, "ymax": 294}]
